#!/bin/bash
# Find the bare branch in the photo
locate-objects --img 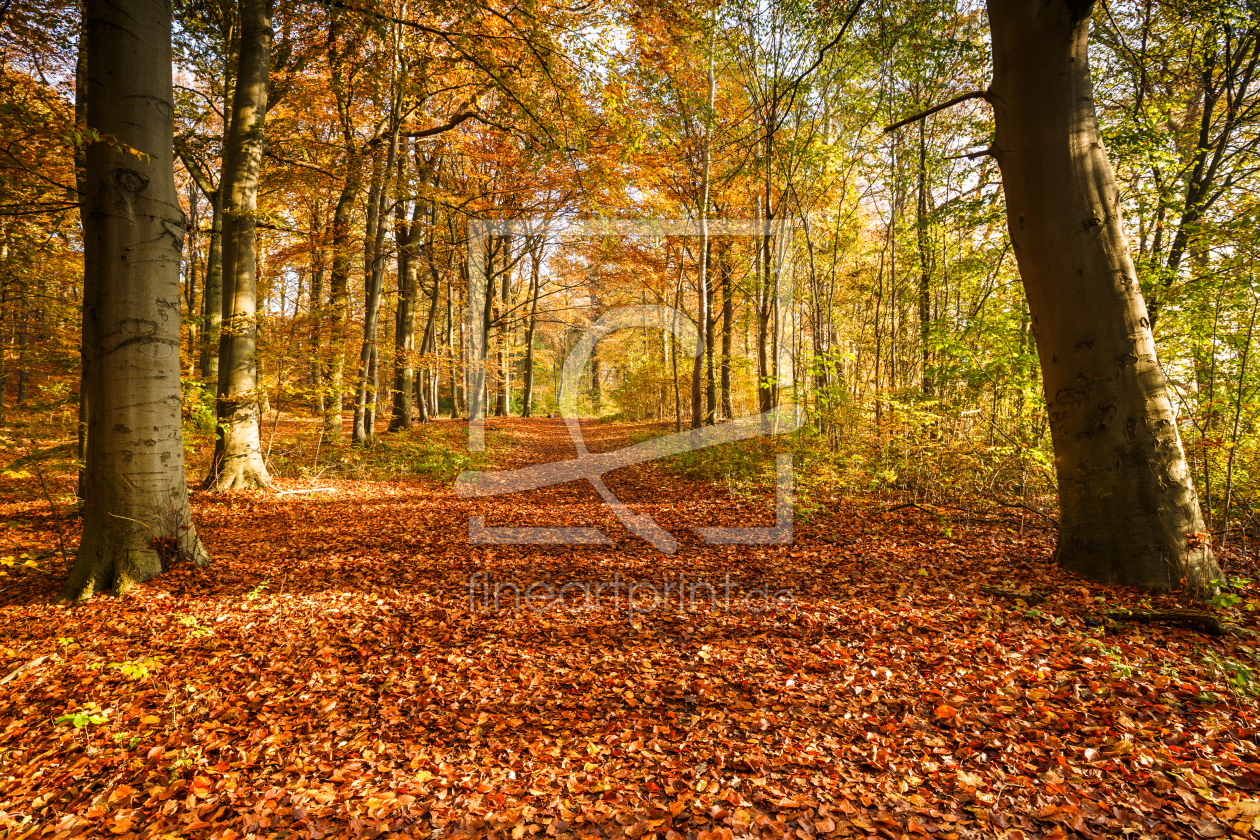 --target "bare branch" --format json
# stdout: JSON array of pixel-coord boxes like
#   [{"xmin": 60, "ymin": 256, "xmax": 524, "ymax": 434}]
[
  {"xmin": 945, "ymin": 147, "xmax": 995, "ymax": 161},
  {"xmin": 884, "ymin": 90, "xmax": 994, "ymax": 134}
]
